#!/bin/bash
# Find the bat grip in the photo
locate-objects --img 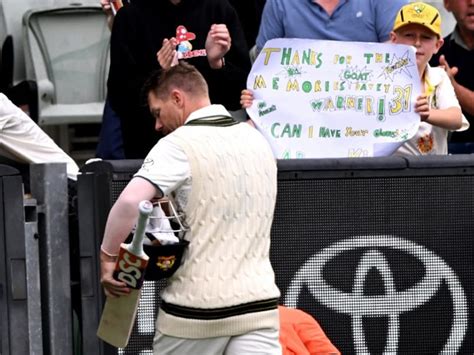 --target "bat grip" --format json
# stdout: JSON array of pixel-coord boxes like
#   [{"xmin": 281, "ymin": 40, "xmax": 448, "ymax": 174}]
[{"xmin": 128, "ymin": 200, "xmax": 153, "ymax": 256}]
